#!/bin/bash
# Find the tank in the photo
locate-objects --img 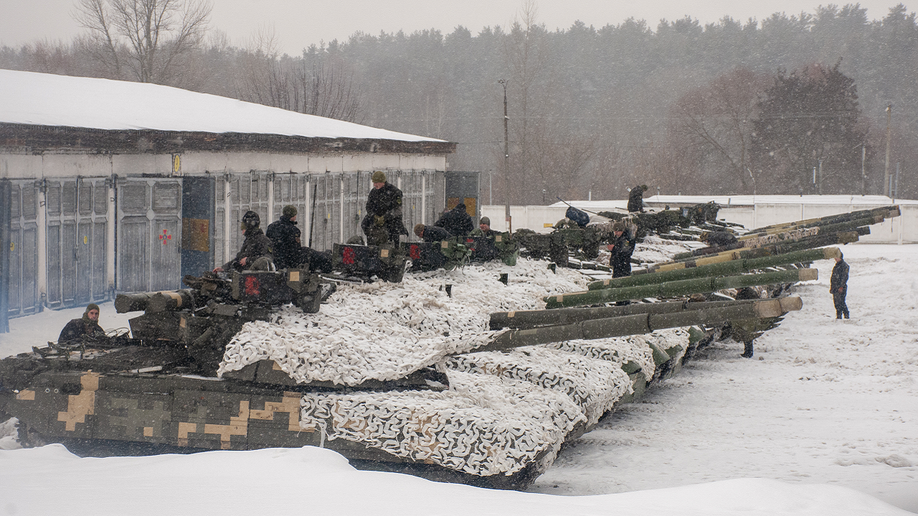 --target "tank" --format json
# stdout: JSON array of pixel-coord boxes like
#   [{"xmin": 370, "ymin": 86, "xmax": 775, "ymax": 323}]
[{"xmin": 3, "ymin": 205, "xmax": 849, "ymax": 490}]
